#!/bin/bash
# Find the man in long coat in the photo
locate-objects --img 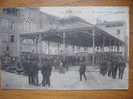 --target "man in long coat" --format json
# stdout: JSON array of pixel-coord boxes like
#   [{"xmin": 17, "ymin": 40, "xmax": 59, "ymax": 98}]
[{"xmin": 79, "ymin": 63, "xmax": 87, "ymax": 81}]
